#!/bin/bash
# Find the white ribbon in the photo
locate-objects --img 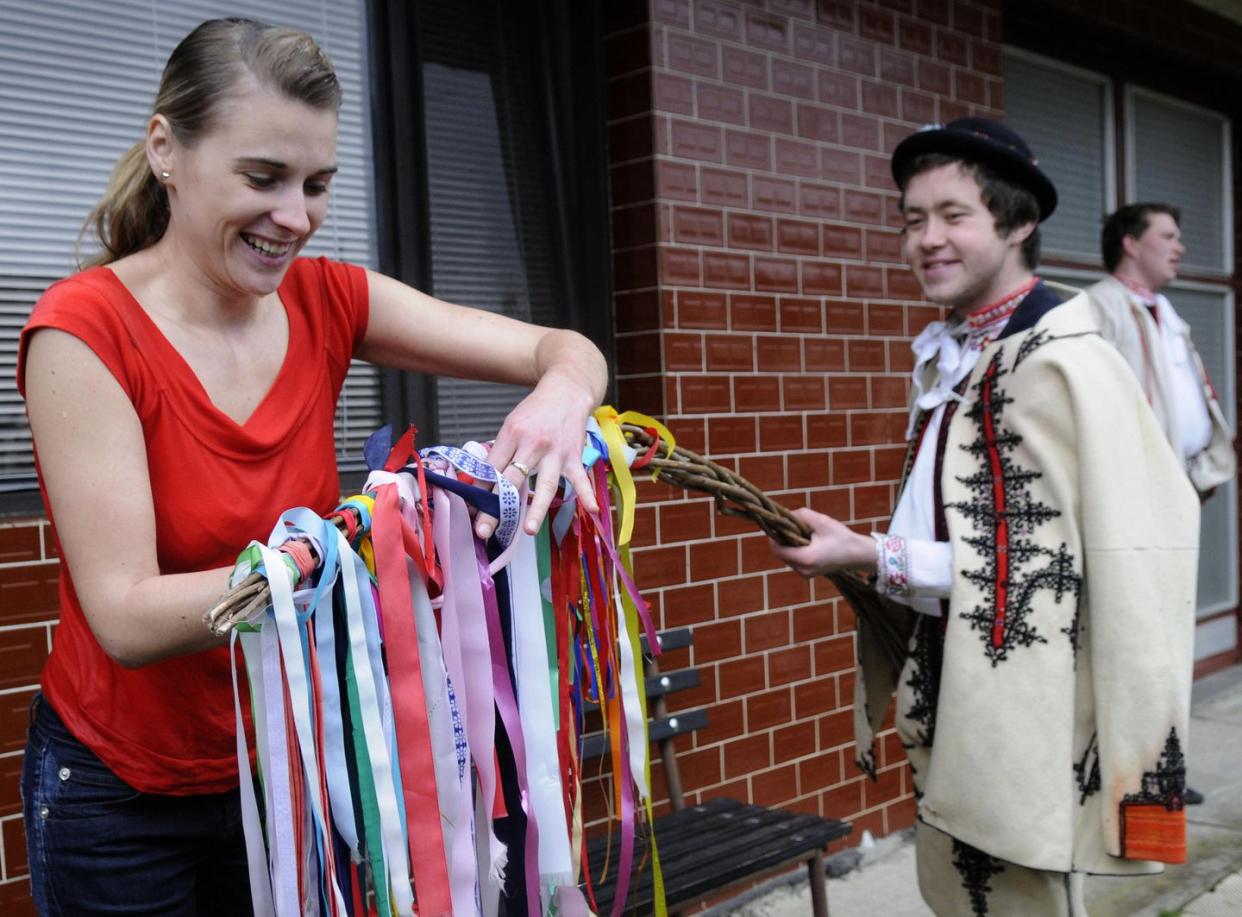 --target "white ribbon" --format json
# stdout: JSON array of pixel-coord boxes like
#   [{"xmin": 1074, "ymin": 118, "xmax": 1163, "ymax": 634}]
[
  {"xmin": 614, "ymin": 575, "xmax": 650, "ymax": 803},
  {"xmin": 509, "ymin": 525, "xmax": 576, "ymax": 903},
  {"xmin": 231, "ymin": 631, "xmax": 276, "ymax": 917},
  {"xmin": 906, "ymin": 319, "xmax": 977, "ymax": 439},
  {"xmin": 262, "ymin": 541, "xmax": 349, "ymax": 916},
  {"xmin": 412, "ymin": 562, "xmax": 471, "ymax": 914},
  {"xmin": 349, "ymin": 546, "xmax": 415, "ymax": 914},
  {"xmin": 434, "ymin": 487, "xmax": 508, "ymax": 907}
]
